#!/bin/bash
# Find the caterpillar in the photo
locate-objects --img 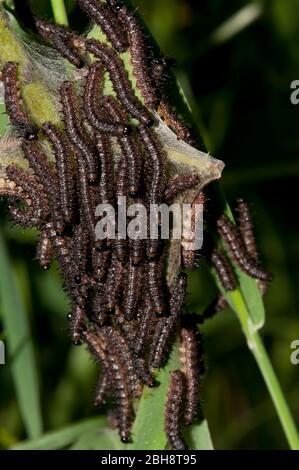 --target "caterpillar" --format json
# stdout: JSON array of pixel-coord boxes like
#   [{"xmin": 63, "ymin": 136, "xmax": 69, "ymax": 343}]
[
  {"xmin": 235, "ymin": 198, "xmax": 270, "ymax": 295},
  {"xmin": 77, "ymin": 0, "xmax": 129, "ymax": 53},
  {"xmin": 181, "ymin": 191, "xmax": 205, "ymax": 270},
  {"xmin": 2, "ymin": 62, "xmax": 37, "ymax": 140},
  {"xmin": 133, "ymin": 295, "xmax": 154, "ymax": 357},
  {"xmin": 139, "ymin": 125, "xmax": 166, "ymax": 205},
  {"xmin": 60, "ymin": 81, "xmax": 98, "ymax": 183},
  {"xmin": 42, "ymin": 123, "xmax": 74, "ymax": 224},
  {"xmin": 96, "ymin": 133, "xmax": 114, "ymax": 205},
  {"xmin": 35, "ymin": 18, "xmax": 84, "ymax": 68},
  {"xmin": 5, "ymin": 165, "xmax": 49, "ymax": 228},
  {"xmin": 115, "ymin": 156, "xmax": 128, "ymax": 262},
  {"xmin": 36, "ymin": 231, "xmax": 53, "ymax": 270},
  {"xmin": 151, "ymin": 56, "xmax": 177, "ymax": 91},
  {"xmin": 235, "ymin": 198, "xmax": 259, "ymax": 261},
  {"xmin": 146, "ymin": 258, "xmax": 166, "ymax": 316},
  {"xmin": 45, "ymin": 223, "xmax": 83, "ymax": 305},
  {"xmin": 101, "ymin": 326, "xmax": 141, "ymax": 399},
  {"xmin": 94, "ymin": 370, "xmax": 111, "ymax": 407},
  {"xmin": 85, "ymin": 39, "xmax": 153, "ymax": 126},
  {"xmin": 134, "ymin": 357, "xmax": 157, "ymax": 388},
  {"xmin": 105, "ymin": 254, "xmax": 124, "ymax": 314},
  {"xmin": 92, "ymin": 329, "xmax": 135, "ymax": 443},
  {"xmin": 92, "ymin": 283, "xmax": 108, "ymax": 326},
  {"xmin": 111, "ymin": 308, "xmax": 139, "ymax": 347},
  {"xmin": 69, "ymin": 303, "xmax": 86, "ymax": 345},
  {"xmin": 164, "ymin": 370, "xmax": 187, "ymax": 450},
  {"xmin": 164, "ymin": 173, "xmax": 199, "ymax": 203},
  {"xmin": 84, "ymin": 63, "xmax": 130, "ymax": 136},
  {"xmin": 130, "ymin": 237, "xmax": 144, "ymax": 266},
  {"xmin": 21, "ymin": 140, "xmax": 66, "ymax": 232},
  {"xmin": 123, "ymin": 262, "xmax": 141, "ymax": 321},
  {"xmin": 216, "ymin": 215, "xmax": 273, "ymax": 282},
  {"xmin": 200, "ymin": 295, "xmax": 228, "ymax": 321},
  {"xmin": 158, "ymin": 99, "xmax": 196, "ymax": 146},
  {"xmin": 149, "ymin": 273, "xmax": 187, "ymax": 369},
  {"xmin": 102, "ymin": 95, "xmax": 142, "ymax": 197},
  {"xmin": 180, "ymin": 328, "xmax": 201, "ymax": 426},
  {"xmin": 92, "ymin": 247, "xmax": 110, "ymax": 282},
  {"xmin": 71, "ymin": 222, "xmax": 91, "ymax": 274},
  {"xmin": 115, "ymin": 5, "xmax": 159, "ymax": 108},
  {"xmin": 76, "ymin": 152, "xmax": 98, "ymax": 239},
  {"xmin": 211, "ymin": 248, "xmax": 237, "ymax": 292}
]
